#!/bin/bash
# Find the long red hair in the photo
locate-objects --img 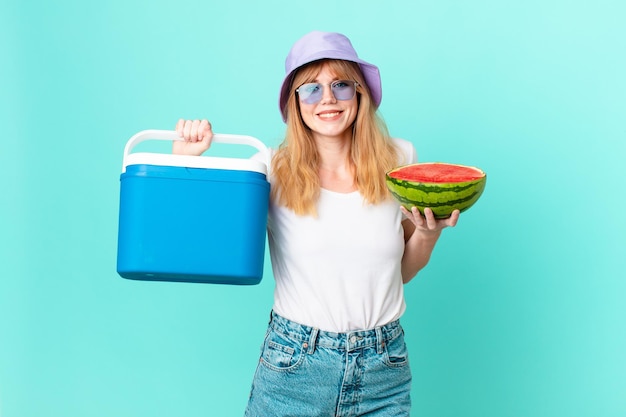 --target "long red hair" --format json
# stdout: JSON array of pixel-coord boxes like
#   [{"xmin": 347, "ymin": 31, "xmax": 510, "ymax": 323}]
[{"xmin": 271, "ymin": 59, "xmax": 400, "ymax": 216}]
